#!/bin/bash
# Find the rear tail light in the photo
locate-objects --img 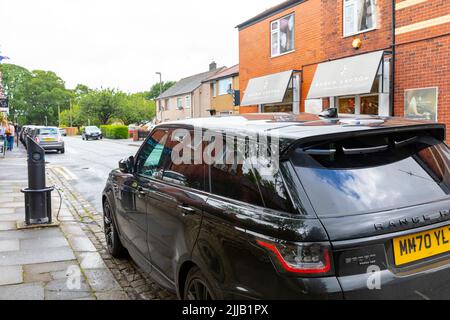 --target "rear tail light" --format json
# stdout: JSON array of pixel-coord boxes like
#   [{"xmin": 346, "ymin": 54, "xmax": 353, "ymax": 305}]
[
  {"xmin": 35, "ymin": 137, "xmax": 40, "ymax": 143},
  {"xmin": 257, "ymin": 240, "xmax": 332, "ymax": 275}
]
